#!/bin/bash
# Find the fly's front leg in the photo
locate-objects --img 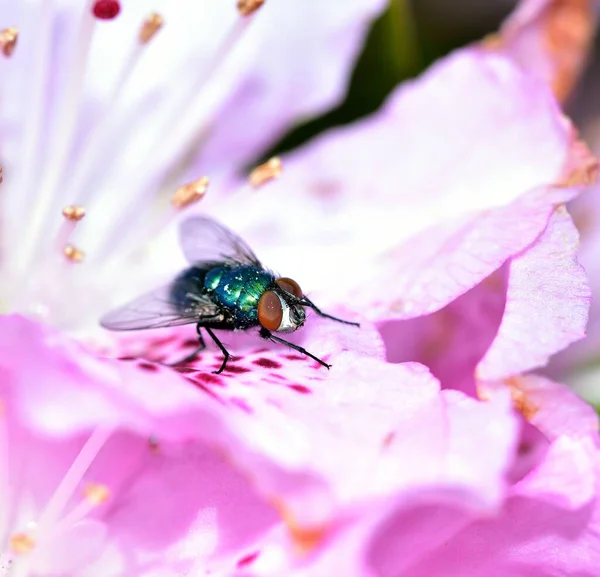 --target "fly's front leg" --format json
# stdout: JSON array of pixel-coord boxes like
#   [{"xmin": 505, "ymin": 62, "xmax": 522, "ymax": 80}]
[
  {"xmin": 259, "ymin": 328, "xmax": 331, "ymax": 369},
  {"xmin": 300, "ymin": 296, "xmax": 360, "ymax": 327}
]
